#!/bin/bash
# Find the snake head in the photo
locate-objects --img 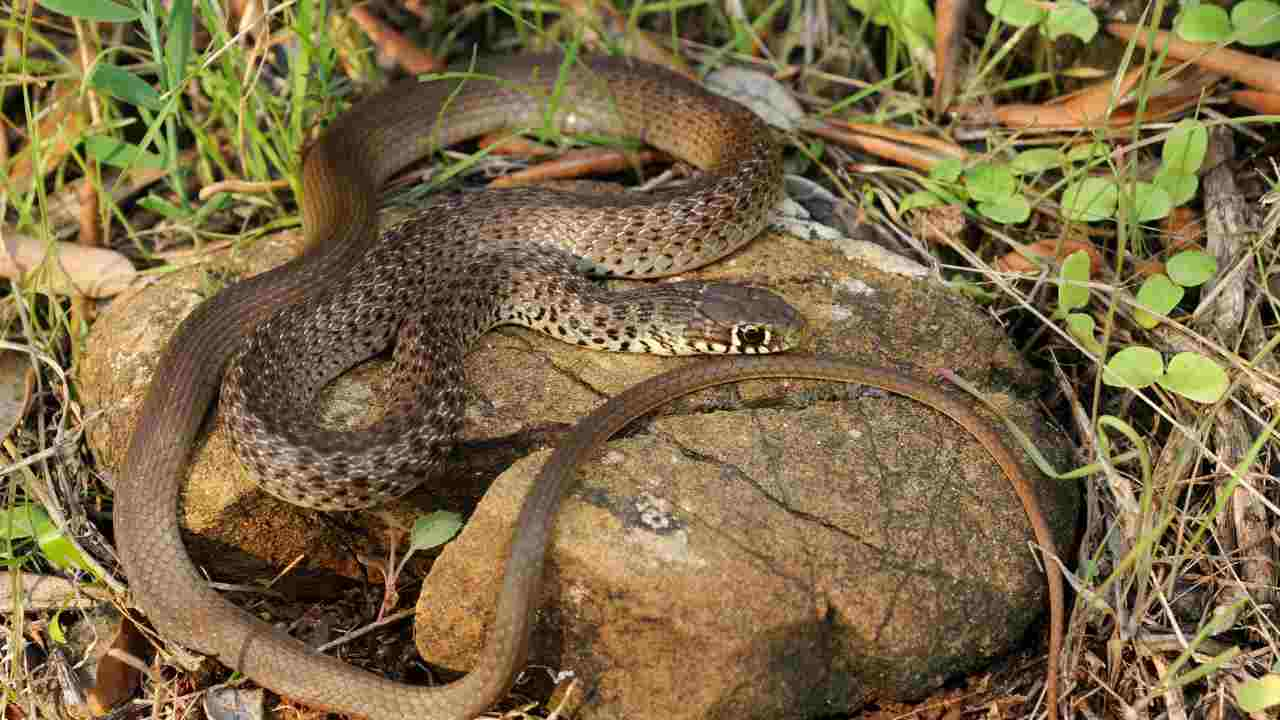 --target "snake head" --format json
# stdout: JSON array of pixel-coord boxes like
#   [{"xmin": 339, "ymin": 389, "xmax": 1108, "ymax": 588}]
[{"xmin": 682, "ymin": 282, "xmax": 806, "ymax": 354}]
